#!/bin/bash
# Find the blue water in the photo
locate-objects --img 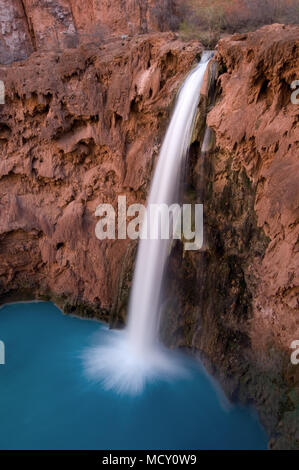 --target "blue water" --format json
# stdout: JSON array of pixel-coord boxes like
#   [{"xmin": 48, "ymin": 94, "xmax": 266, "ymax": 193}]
[{"xmin": 0, "ymin": 302, "xmax": 267, "ymax": 450}]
